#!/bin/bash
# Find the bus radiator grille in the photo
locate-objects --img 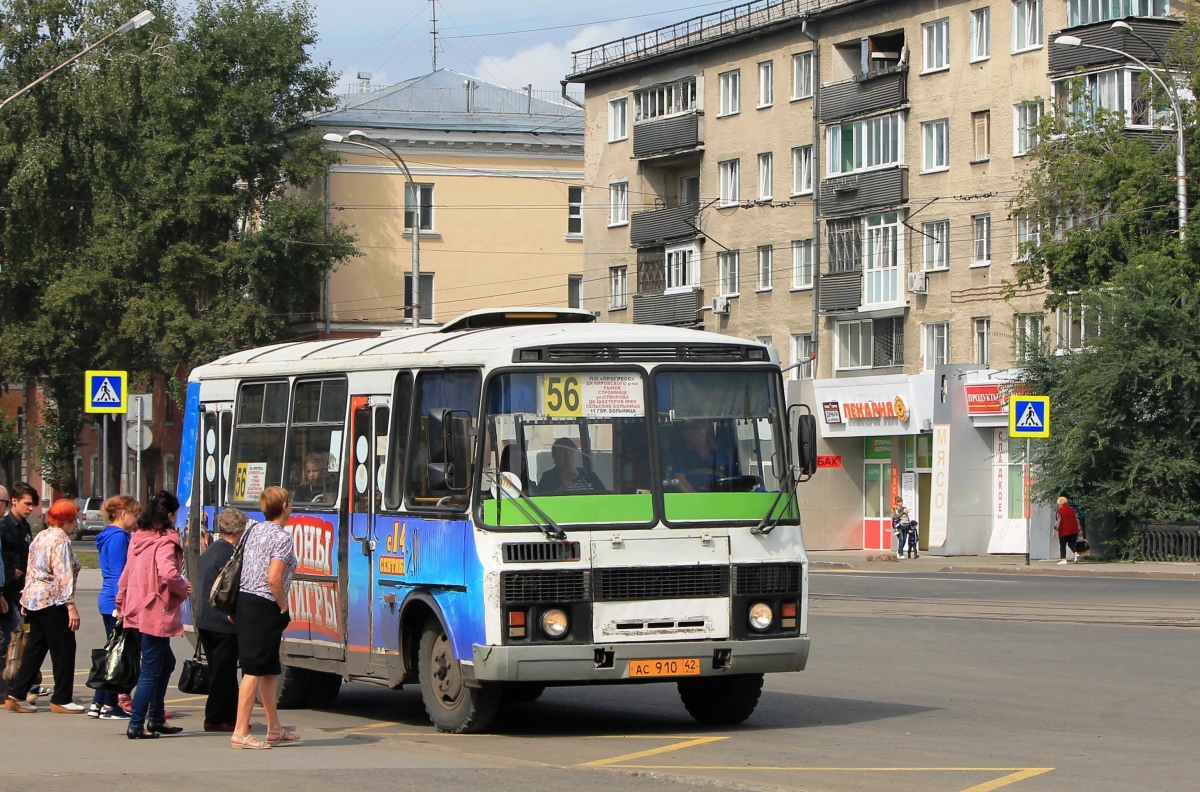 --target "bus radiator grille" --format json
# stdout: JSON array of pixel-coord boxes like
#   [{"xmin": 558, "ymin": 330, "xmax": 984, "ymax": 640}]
[
  {"xmin": 733, "ymin": 563, "xmax": 802, "ymax": 595},
  {"xmin": 501, "ymin": 570, "xmax": 590, "ymax": 603},
  {"xmin": 593, "ymin": 566, "xmax": 730, "ymax": 602},
  {"xmin": 502, "ymin": 541, "xmax": 582, "ymax": 563}
]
